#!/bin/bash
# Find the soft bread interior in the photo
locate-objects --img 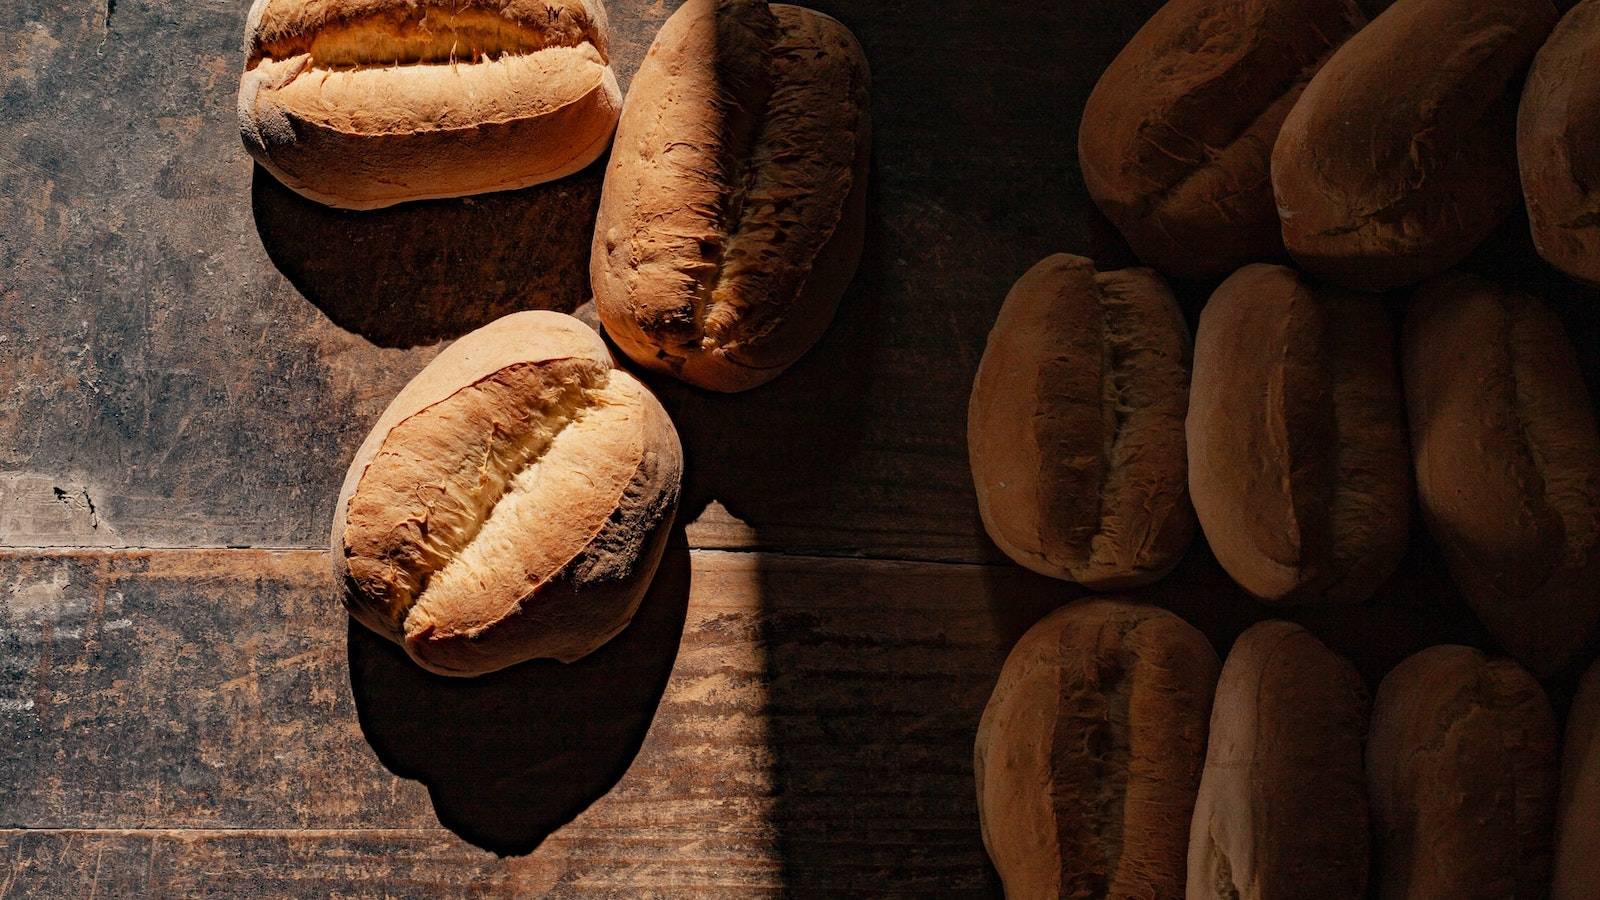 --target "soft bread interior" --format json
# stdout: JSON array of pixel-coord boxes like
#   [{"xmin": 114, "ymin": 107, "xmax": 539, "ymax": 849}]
[{"xmin": 341, "ymin": 358, "xmax": 618, "ymax": 630}]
